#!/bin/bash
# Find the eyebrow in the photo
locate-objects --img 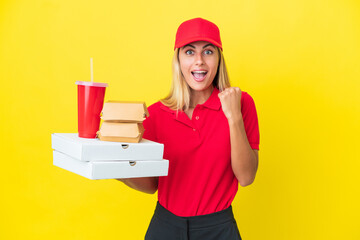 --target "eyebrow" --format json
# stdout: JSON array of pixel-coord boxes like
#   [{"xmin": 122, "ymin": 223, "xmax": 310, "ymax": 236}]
[{"xmin": 182, "ymin": 43, "xmax": 215, "ymax": 49}]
